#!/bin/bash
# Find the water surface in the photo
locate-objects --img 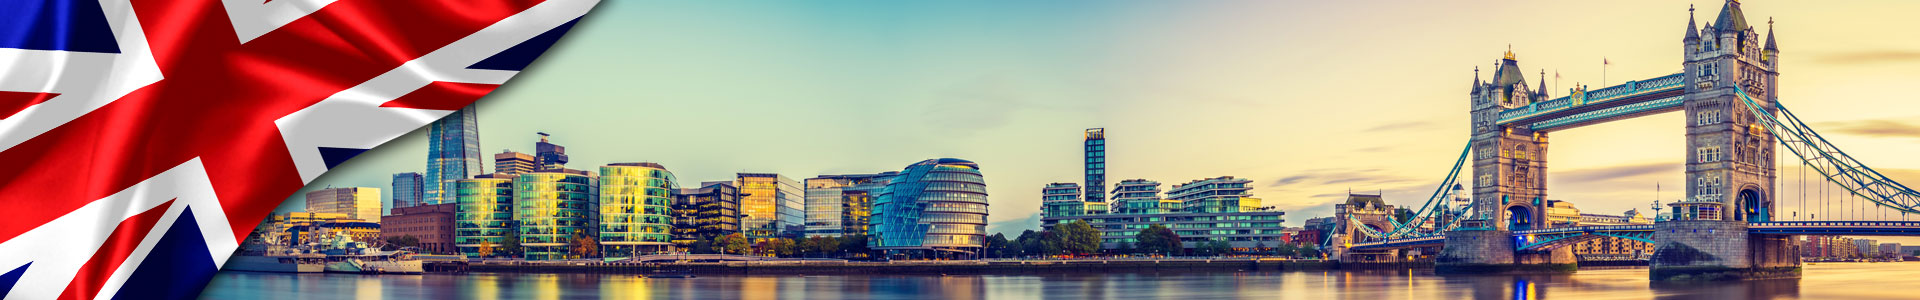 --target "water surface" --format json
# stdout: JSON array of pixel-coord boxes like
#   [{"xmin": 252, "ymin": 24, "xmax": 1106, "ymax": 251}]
[{"xmin": 199, "ymin": 262, "xmax": 1920, "ymax": 299}]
